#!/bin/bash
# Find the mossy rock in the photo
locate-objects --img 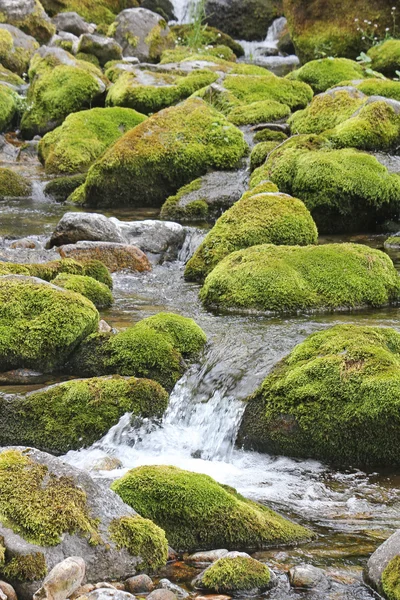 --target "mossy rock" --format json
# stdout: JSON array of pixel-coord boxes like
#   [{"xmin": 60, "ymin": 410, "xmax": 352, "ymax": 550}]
[
  {"xmin": 238, "ymin": 324, "xmax": 400, "ymax": 467},
  {"xmin": 40, "ymin": 0, "xmax": 138, "ymax": 30},
  {"xmin": 198, "ymin": 555, "xmax": 271, "ymax": 594},
  {"xmin": 68, "ymin": 312, "xmax": 207, "ymax": 389},
  {"xmin": 39, "ymin": 107, "xmax": 146, "ymax": 175},
  {"xmin": 382, "ymin": 555, "xmax": 400, "ymax": 600},
  {"xmin": 0, "ymin": 375, "xmax": 168, "ymax": 454},
  {"xmin": 200, "ymin": 243, "xmax": 400, "ymax": 314},
  {"xmin": 253, "ymin": 128, "xmax": 288, "ymax": 143},
  {"xmin": 0, "ymin": 83, "xmax": 19, "ymax": 133},
  {"xmin": 44, "ymin": 174, "xmax": 86, "ymax": 201},
  {"xmin": 0, "ymin": 63, "xmax": 24, "ymax": 87},
  {"xmin": 367, "ymin": 39, "xmax": 400, "ymax": 77},
  {"xmin": 264, "ymin": 134, "xmax": 400, "ymax": 233},
  {"xmin": 75, "ymin": 51, "xmax": 101, "ymax": 67},
  {"xmin": 185, "ymin": 191, "xmax": 318, "ymax": 282},
  {"xmin": 51, "ymin": 273, "xmax": 113, "ymax": 308},
  {"xmin": 250, "ymin": 141, "xmax": 280, "ymax": 170},
  {"xmin": 0, "ymin": 0, "xmax": 55, "ymax": 44},
  {"xmin": 385, "ymin": 235, "xmax": 400, "ymax": 249},
  {"xmin": 111, "ymin": 465, "xmax": 313, "ymax": 552},
  {"xmin": 351, "ymin": 78, "xmax": 400, "ymax": 102},
  {"xmin": 0, "ymin": 167, "xmax": 31, "ymax": 197},
  {"xmin": 205, "ymin": 0, "xmax": 283, "ymax": 42},
  {"xmin": 0, "ymin": 25, "xmax": 39, "ymax": 76},
  {"xmin": 287, "ymin": 58, "xmax": 368, "ymax": 93},
  {"xmin": 0, "ymin": 276, "xmax": 99, "ymax": 372},
  {"xmin": 160, "ymin": 45, "xmax": 237, "ymax": 64},
  {"xmin": 77, "ymin": 98, "xmax": 248, "ymax": 208},
  {"xmin": 0, "ymin": 447, "xmax": 168, "ymax": 595},
  {"xmin": 106, "ymin": 69, "xmax": 218, "ymax": 115},
  {"xmin": 170, "ymin": 24, "xmax": 244, "ymax": 57},
  {"xmin": 228, "ymin": 99, "xmax": 290, "ymax": 126},
  {"xmin": 249, "ymin": 164, "xmax": 280, "ymax": 189},
  {"xmin": 288, "ymin": 88, "xmax": 366, "ymax": 135}
]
